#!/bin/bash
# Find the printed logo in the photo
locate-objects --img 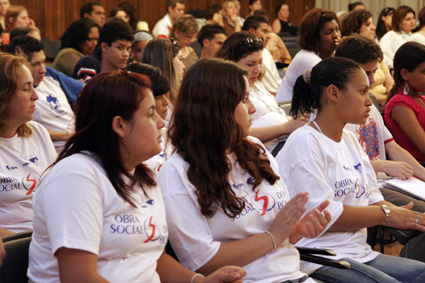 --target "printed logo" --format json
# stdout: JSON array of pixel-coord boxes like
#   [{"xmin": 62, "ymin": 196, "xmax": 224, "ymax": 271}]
[
  {"xmin": 29, "ymin": 157, "xmax": 39, "ymax": 165},
  {"xmin": 23, "ymin": 174, "xmax": 37, "ymax": 195},
  {"xmin": 22, "ymin": 162, "xmax": 29, "ymax": 167},
  {"xmin": 354, "ymin": 163, "xmax": 362, "ymax": 173},
  {"xmin": 253, "ymin": 191, "xmax": 276, "ymax": 216},
  {"xmin": 354, "ymin": 178, "xmax": 366, "ymax": 198},
  {"xmin": 232, "ymin": 183, "xmax": 243, "ymax": 189},
  {"xmin": 247, "ymin": 177, "xmax": 256, "ymax": 185},
  {"xmin": 46, "ymin": 95, "xmax": 65, "ymax": 115},
  {"xmin": 6, "ymin": 165, "xmax": 18, "ymax": 171},
  {"xmin": 343, "ymin": 166, "xmax": 352, "ymax": 171}
]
